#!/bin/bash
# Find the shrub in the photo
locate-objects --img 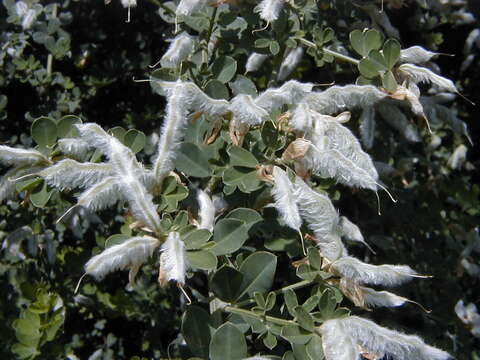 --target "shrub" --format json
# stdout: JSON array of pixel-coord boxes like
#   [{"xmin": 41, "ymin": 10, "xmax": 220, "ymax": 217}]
[{"xmin": 0, "ymin": 0, "xmax": 478, "ymax": 359}]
